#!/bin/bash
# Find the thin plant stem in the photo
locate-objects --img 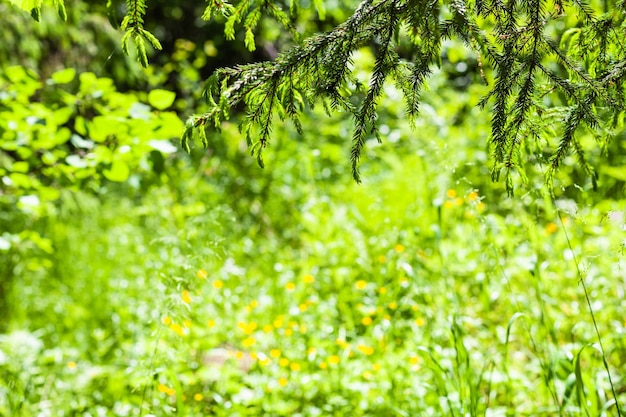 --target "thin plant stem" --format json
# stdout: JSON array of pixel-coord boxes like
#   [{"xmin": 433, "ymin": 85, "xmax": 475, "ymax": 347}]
[{"xmin": 556, "ymin": 208, "xmax": 623, "ymax": 417}]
